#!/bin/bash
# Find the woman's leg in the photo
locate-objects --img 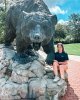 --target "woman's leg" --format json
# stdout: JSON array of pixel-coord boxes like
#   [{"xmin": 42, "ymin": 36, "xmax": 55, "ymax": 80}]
[
  {"xmin": 52, "ymin": 61, "xmax": 60, "ymax": 82},
  {"xmin": 53, "ymin": 61, "xmax": 59, "ymax": 76},
  {"xmin": 59, "ymin": 65, "xmax": 68, "ymax": 79}
]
